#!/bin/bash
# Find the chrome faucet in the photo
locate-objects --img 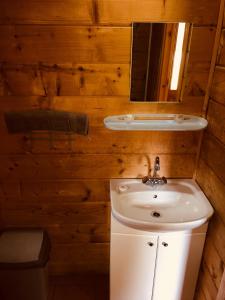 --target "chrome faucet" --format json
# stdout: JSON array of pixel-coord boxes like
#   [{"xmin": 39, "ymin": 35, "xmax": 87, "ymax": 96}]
[
  {"xmin": 142, "ymin": 156, "xmax": 167, "ymax": 187},
  {"xmin": 153, "ymin": 156, "xmax": 160, "ymax": 177}
]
